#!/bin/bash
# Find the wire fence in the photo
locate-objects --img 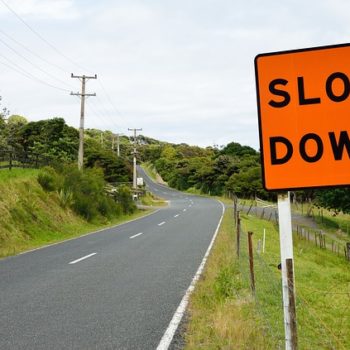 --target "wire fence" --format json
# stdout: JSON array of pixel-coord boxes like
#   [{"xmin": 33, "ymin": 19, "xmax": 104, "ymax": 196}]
[
  {"xmin": 0, "ymin": 150, "xmax": 49, "ymax": 170},
  {"xmin": 233, "ymin": 197, "xmax": 350, "ymax": 349},
  {"xmin": 238, "ymin": 199, "xmax": 350, "ymax": 263}
]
